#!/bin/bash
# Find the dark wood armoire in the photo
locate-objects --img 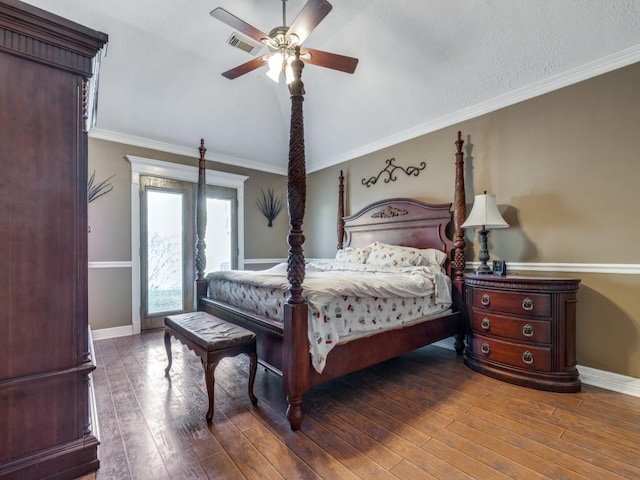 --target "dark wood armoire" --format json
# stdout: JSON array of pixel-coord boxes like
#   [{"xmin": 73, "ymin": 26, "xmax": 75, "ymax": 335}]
[{"xmin": 0, "ymin": 1, "xmax": 107, "ymax": 478}]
